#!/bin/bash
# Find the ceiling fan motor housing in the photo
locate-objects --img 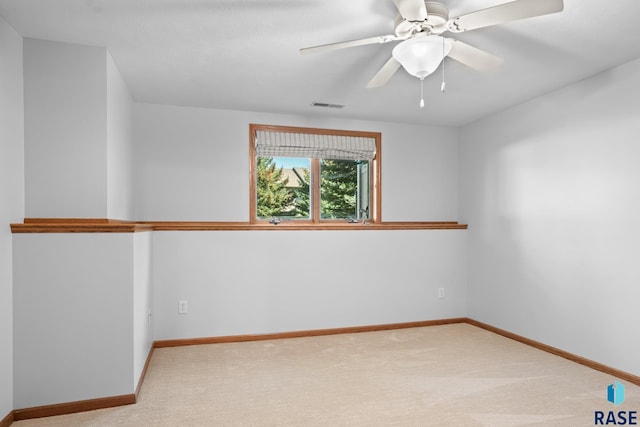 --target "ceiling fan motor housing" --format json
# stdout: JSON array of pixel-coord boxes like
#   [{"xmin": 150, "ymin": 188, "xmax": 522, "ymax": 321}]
[{"xmin": 394, "ymin": 1, "xmax": 450, "ymax": 37}]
